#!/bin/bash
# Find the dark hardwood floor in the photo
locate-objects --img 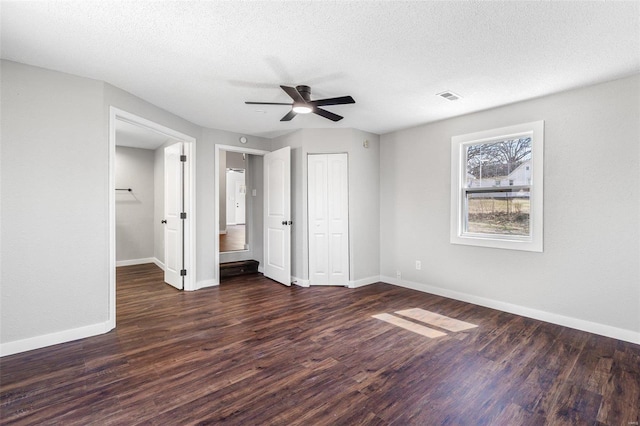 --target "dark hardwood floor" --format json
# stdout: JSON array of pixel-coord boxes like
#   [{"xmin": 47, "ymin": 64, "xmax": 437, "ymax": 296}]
[{"xmin": 1, "ymin": 264, "xmax": 639, "ymax": 425}]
